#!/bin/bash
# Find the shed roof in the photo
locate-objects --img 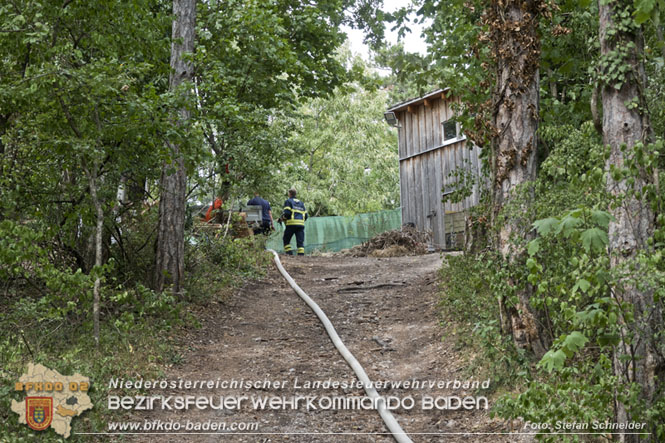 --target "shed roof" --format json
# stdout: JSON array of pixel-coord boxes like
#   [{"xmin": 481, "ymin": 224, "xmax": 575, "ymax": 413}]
[{"xmin": 386, "ymin": 88, "xmax": 450, "ymax": 113}]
